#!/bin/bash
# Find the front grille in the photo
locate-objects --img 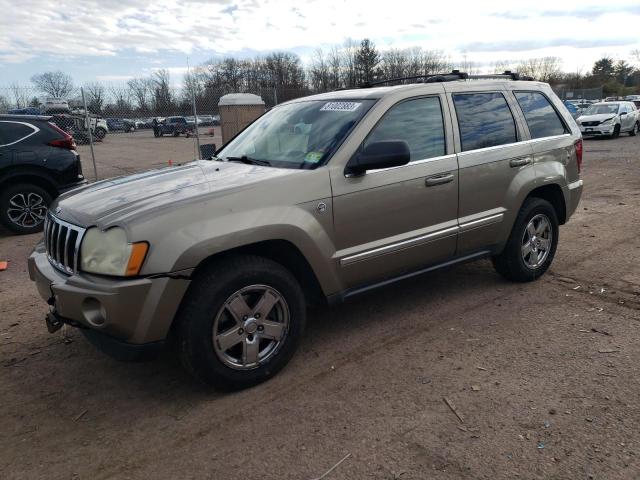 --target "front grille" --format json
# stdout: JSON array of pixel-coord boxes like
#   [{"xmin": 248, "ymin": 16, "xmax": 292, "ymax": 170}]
[
  {"xmin": 581, "ymin": 121, "xmax": 600, "ymax": 127},
  {"xmin": 44, "ymin": 214, "xmax": 86, "ymax": 274}
]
